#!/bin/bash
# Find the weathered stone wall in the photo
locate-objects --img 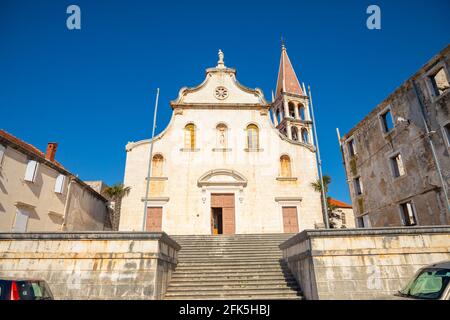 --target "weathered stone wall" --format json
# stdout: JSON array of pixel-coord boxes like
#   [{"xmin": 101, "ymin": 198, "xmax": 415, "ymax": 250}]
[
  {"xmin": 341, "ymin": 45, "xmax": 450, "ymax": 227},
  {"xmin": 65, "ymin": 182, "xmax": 110, "ymax": 231},
  {"xmin": 280, "ymin": 226, "xmax": 450, "ymax": 300},
  {"xmin": 0, "ymin": 232, "xmax": 180, "ymax": 300}
]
